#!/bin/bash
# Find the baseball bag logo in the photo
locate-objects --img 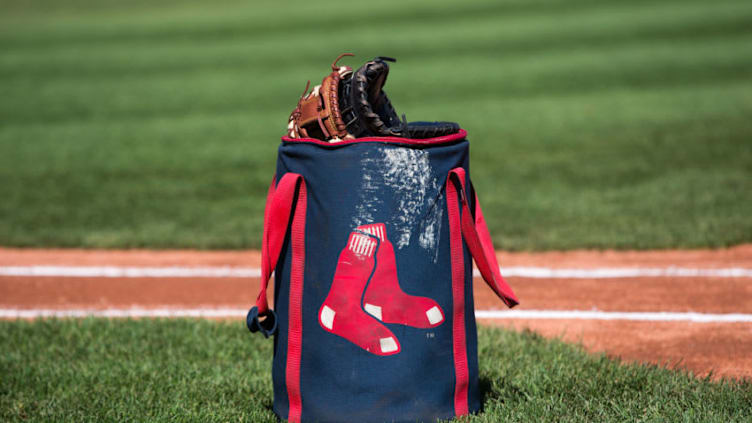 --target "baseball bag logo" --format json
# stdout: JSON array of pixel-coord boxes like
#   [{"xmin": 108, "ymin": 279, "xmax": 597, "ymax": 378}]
[{"xmin": 319, "ymin": 223, "xmax": 444, "ymax": 356}]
